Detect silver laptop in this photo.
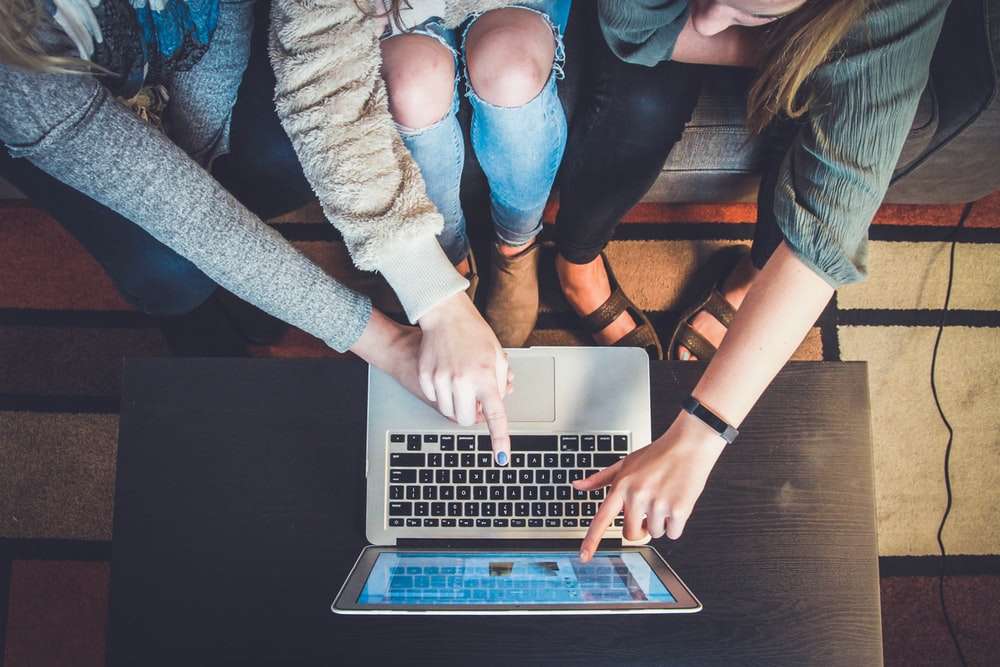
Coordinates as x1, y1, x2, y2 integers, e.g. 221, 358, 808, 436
333, 347, 701, 614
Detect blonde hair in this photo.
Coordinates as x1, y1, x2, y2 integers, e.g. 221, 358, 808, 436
748, 0, 869, 133
0, 0, 95, 73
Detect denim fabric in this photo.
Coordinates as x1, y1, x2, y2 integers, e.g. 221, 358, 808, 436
395, 0, 571, 263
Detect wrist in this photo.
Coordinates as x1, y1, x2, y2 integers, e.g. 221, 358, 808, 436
670, 410, 729, 456
350, 309, 407, 368
417, 291, 469, 331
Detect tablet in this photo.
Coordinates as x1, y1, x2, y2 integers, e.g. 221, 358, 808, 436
332, 546, 701, 614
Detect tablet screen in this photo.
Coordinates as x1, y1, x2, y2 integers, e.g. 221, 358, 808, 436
357, 551, 675, 606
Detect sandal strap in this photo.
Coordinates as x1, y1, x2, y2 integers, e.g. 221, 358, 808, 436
616, 323, 660, 352
581, 287, 631, 334
703, 289, 737, 328
676, 323, 717, 361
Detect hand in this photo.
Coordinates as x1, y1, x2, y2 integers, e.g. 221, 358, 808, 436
350, 309, 428, 402
574, 412, 727, 561
417, 292, 512, 464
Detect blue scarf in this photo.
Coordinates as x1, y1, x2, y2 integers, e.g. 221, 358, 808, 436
46, 0, 220, 97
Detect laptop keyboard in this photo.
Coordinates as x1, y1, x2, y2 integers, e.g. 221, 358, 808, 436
385, 433, 627, 530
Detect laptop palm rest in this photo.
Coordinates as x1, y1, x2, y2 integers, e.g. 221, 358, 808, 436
505, 355, 555, 423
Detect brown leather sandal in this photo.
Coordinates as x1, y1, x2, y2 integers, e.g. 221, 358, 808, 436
578, 252, 664, 361
668, 245, 749, 361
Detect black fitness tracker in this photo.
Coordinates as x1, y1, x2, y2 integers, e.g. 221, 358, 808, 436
681, 396, 739, 445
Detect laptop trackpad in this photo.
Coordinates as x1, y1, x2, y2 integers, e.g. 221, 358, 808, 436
504, 355, 555, 422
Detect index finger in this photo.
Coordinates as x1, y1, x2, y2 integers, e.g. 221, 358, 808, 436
579, 489, 624, 562
479, 388, 511, 465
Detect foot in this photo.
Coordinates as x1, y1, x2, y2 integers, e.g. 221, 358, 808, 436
482, 241, 541, 347
555, 253, 637, 345
677, 253, 759, 360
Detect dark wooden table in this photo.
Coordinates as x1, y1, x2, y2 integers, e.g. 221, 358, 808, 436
109, 359, 881, 666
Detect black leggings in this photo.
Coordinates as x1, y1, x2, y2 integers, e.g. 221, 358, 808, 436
555, 2, 791, 269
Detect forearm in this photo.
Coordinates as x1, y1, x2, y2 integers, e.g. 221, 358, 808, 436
689, 242, 834, 428
2, 74, 372, 352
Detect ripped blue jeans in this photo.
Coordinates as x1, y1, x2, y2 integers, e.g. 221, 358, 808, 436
392, 0, 571, 264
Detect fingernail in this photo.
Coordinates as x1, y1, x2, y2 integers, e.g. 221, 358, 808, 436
496, 450, 508, 466
679, 349, 690, 361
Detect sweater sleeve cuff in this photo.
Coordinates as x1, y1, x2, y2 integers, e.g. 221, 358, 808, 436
374, 233, 469, 323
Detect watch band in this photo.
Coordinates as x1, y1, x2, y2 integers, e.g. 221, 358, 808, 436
681, 396, 739, 444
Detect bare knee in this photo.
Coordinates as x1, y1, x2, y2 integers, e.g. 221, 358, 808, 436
381, 34, 456, 130
465, 8, 556, 108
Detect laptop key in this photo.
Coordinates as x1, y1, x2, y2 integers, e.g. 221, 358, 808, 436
493, 519, 509, 528
440, 435, 455, 451
482, 503, 496, 517
423, 518, 439, 527
432, 502, 446, 516
557, 487, 571, 500
565, 503, 579, 517
540, 487, 554, 500
598, 435, 613, 451
511, 453, 526, 467
444, 453, 459, 467
580, 518, 592, 527
594, 454, 623, 468
531, 502, 546, 516
389, 485, 404, 500
583, 502, 596, 516
440, 486, 455, 500
528, 519, 543, 527
390, 433, 405, 444
613, 518, 624, 527
477, 453, 492, 467
415, 502, 429, 517
581, 435, 596, 451
569, 470, 584, 482
560, 454, 575, 468
519, 470, 533, 484
524, 486, 539, 500
515, 502, 529, 516
510, 435, 558, 451
499, 502, 513, 517
544, 453, 559, 467
490, 486, 504, 500
424, 434, 439, 443
428, 453, 442, 467
578, 453, 592, 468
390, 453, 425, 467
511, 518, 526, 527
457, 436, 476, 451
614, 435, 628, 451
423, 486, 437, 500
503, 470, 517, 485
406, 486, 420, 500
552, 470, 568, 484
442, 519, 457, 527
590, 488, 605, 500
454, 470, 468, 484
389, 518, 404, 527
545, 519, 561, 528
390, 470, 416, 484
548, 502, 562, 516
506, 486, 521, 500
447, 502, 462, 516
459, 519, 474, 527
470, 470, 484, 484
406, 518, 421, 527
560, 436, 579, 451
460, 454, 475, 468
419, 470, 434, 484
464, 502, 479, 517
457, 486, 470, 500
562, 519, 578, 528
476, 519, 491, 528
536, 470, 550, 484
573, 488, 588, 500
473, 486, 487, 500
528, 454, 542, 467
407, 435, 422, 451
487, 470, 501, 484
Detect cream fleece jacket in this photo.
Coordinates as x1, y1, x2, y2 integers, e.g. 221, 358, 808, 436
269, 0, 513, 323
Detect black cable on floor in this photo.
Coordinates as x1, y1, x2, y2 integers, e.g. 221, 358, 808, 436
930, 202, 972, 667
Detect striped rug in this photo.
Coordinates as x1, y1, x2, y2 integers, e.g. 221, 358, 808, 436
1, 194, 999, 665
